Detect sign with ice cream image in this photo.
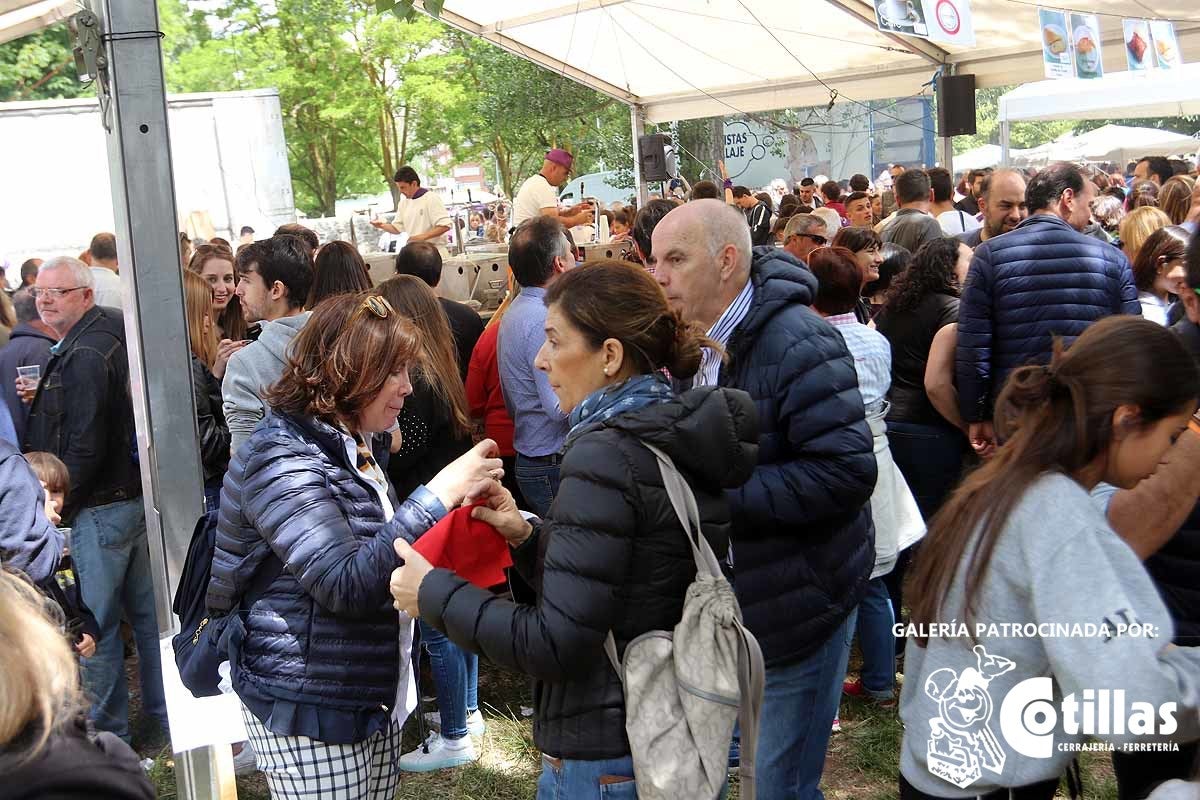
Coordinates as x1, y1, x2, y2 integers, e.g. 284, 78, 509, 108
1149, 20, 1181, 69
1039, 8, 1072, 79
1069, 12, 1103, 79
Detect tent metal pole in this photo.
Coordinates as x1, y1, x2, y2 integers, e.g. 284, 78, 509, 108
96, 0, 234, 797
935, 64, 954, 174
1000, 120, 1011, 166
631, 104, 649, 206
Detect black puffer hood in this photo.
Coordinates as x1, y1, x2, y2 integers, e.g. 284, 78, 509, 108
595, 385, 758, 491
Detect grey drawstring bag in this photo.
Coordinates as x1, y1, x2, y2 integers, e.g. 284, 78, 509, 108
604, 442, 765, 800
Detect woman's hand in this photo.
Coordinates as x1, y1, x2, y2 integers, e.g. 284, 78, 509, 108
425, 439, 503, 510
468, 479, 533, 547
390, 539, 433, 618
212, 338, 248, 381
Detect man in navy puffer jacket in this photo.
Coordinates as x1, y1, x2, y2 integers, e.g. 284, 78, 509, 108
956, 162, 1140, 451
653, 200, 877, 800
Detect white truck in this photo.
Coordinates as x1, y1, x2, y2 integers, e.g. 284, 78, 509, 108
1, 88, 295, 264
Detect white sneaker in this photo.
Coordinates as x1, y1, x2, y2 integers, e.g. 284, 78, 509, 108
423, 709, 485, 737
232, 741, 258, 775
398, 732, 478, 773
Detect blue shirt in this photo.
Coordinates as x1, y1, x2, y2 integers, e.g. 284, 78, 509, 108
695, 278, 755, 388
498, 287, 567, 457
825, 312, 892, 408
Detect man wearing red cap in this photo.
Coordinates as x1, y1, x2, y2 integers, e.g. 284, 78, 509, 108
512, 149, 594, 229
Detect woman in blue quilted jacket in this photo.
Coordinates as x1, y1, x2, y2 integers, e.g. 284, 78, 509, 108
206, 292, 501, 800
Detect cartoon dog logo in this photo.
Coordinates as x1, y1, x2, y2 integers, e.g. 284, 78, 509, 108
924, 645, 1015, 788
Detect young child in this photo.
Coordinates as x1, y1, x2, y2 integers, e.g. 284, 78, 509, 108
25, 451, 99, 659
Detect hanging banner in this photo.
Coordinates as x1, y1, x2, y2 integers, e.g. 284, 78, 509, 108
1039, 8, 1073, 79
1149, 20, 1182, 69
875, 0, 931, 37
874, 0, 975, 45
926, 0, 976, 46
1123, 19, 1153, 72
1069, 12, 1104, 79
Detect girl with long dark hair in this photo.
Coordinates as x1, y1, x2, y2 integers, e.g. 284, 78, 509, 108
899, 316, 1200, 799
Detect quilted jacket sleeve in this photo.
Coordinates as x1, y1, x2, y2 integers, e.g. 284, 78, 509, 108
238, 431, 444, 617
955, 246, 996, 423
417, 433, 636, 682
1112, 252, 1142, 316
729, 322, 876, 533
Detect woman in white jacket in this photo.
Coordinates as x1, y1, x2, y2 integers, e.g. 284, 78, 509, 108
901, 316, 1200, 799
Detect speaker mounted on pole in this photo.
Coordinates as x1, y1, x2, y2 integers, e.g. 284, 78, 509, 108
638, 133, 675, 182
936, 73, 977, 137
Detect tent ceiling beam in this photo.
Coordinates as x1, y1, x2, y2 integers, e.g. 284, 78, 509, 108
415, 1, 637, 104
822, 0, 948, 65
482, 0, 632, 34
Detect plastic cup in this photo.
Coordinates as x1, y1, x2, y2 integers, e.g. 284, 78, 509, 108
16, 364, 41, 392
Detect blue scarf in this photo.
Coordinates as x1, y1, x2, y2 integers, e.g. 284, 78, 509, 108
567, 373, 675, 444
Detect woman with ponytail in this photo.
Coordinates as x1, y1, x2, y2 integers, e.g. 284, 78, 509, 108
899, 316, 1200, 800
389, 260, 760, 798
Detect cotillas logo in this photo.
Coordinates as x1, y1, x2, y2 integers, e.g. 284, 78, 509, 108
926, 646, 1180, 788
924, 645, 1014, 788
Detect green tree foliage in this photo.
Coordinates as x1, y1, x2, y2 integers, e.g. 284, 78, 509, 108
0, 25, 90, 102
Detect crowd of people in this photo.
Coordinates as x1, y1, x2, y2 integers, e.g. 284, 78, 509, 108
2, 146, 1200, 800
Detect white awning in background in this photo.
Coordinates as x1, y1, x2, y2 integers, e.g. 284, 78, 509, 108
0, 0, 74, 45
421, 0, 1200, 123
1011, 124, 1198, 166
998, 62, 1200, 123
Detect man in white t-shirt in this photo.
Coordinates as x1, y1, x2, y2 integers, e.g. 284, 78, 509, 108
511, 149, 594, 229
87, 232, 122, 309
370, 166, 451, 243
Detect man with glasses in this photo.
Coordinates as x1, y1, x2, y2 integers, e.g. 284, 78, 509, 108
781, 214, 829, 265
23, 256, 168, 745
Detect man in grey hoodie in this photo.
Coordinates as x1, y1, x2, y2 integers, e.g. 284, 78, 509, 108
222, 235, 314, 455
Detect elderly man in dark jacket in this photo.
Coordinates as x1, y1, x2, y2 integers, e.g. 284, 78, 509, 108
22, 256, 165, 745
956, 162, 1140, 454
652, 199, 877, 800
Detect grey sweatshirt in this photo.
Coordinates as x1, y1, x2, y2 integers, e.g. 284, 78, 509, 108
222, 311, 311, 456
900, 473, 1200, 797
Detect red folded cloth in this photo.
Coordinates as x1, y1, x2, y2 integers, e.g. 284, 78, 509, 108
412, 502, 513, 589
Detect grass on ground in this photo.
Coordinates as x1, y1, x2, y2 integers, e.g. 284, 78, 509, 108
145, 657, 1120, 799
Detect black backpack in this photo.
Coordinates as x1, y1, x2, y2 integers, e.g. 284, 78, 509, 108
171, 510, 226, 697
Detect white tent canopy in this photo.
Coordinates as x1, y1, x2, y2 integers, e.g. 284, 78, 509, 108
1011, 124, 1198, 167
423, 0, 1200, 124
998, 62, 1200, 123
0, 0, 73, 45
952, 143, 1005, 170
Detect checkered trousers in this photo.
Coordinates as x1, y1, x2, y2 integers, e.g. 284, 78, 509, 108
242, 708, 402, 800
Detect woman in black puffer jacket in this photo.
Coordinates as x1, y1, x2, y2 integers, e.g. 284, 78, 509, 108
206, 293, 501, 800
390, 261, 759, 798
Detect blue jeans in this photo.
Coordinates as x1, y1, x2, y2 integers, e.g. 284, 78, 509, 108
537, 754, 637, 800
755, 609, 857, 800
419, 620, 478, 740
886, 420, 966, 520
851, 577, 895, 698
70, 498, 167, 742
515, 454, 561, 517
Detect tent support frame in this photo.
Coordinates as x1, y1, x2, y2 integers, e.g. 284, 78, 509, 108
95, 0, 233, 797
630, 103, 648, 206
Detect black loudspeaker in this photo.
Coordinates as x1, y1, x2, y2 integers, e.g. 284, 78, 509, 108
936, 74, 976, 137
638, 133, 675, 181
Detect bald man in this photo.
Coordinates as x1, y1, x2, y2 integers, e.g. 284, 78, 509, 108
652, 199, 876, 800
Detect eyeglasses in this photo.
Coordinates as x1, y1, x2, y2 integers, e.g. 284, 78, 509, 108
31, 287, 87, 300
